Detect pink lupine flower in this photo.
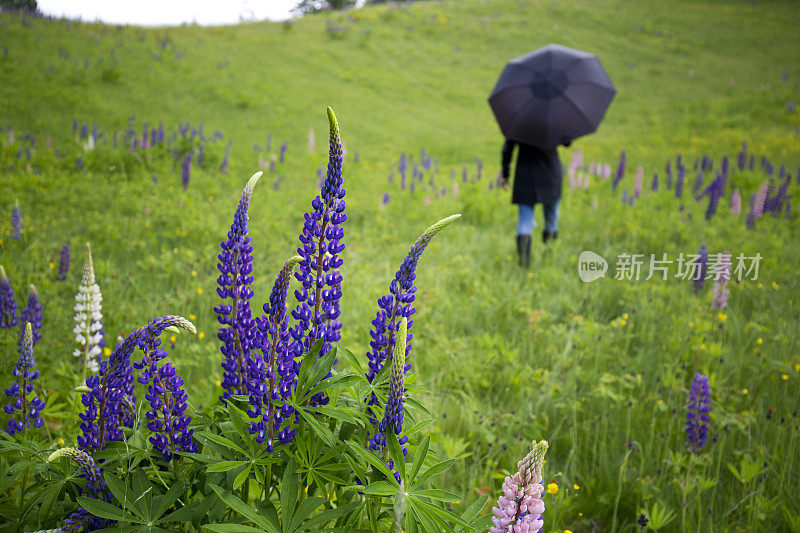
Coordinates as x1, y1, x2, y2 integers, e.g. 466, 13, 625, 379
730, 189, 741, 215
712, 252, 731, 309
491, 440, 548, 533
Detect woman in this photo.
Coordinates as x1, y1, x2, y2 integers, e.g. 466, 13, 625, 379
500, 138, 567, 268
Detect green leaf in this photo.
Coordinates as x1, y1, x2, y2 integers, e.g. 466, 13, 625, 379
409, 502, 440, 533
207, 484, 278, 533
160, 497, 215, 525
460, 495, 489, 523
413, 498, 475, 530
77, 496, 132, 523
405, 419, 435, 437
361, 481, 398, 496
197, 431, 248, 456
154, 481, 187, 521
280, 459, 300, 532
410, 459, 454, 489
336, 345, 365, 374
296, 339, 324, 395
410, 435, 430, 482
203, 524, 266, 533
411, 488, 462, 503
345, 442, 400, 487
233, 464, 252, 491
301, 501, 362, 531
227, 404, 255, 452
310, 405, 366, 427
296, 407, 337, 448
207, 460, 248, 473
104, 472, 143, 517
286, 496, 325, 533
386, 433, 406, 481
38, 482, 62, 524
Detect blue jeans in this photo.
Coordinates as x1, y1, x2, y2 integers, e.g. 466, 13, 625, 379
517, 201, 559, 235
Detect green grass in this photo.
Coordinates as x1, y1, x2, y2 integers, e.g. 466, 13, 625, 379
1, 0, 800, 530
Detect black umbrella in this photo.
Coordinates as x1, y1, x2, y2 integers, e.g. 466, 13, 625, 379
488, 44, 616, 149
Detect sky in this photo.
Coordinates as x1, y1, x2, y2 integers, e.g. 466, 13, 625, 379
36, 0, 299, 26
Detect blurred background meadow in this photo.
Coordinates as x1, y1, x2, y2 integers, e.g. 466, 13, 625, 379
1, 0, 799, 530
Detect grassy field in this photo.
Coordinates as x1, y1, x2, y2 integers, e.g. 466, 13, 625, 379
1, 0, 800, 530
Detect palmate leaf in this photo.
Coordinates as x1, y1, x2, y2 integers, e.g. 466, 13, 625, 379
409, 459, 455, 489
208, 483, 279, 533
386, 431, 406, 480
76, 496, 132, 523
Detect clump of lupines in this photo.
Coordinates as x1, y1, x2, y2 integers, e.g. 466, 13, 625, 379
10, 203, 21, 239
249, 255, 302, 450
289, 107, 346, 387
4, 323, 46, 435
78, 315, 195, 454
490, 439, 549, 533
215, 172, 261, 401
711, 252, 731, 309
18, 284, 42, 347
73, 244, 104, 376
693, 243, 708, 293
181, 152, 192, 190
364, 214, 460, 426
686, 373, 710, 453
57, 243, 70, 281
0, 265, 17, 328
44, 447, 112, 532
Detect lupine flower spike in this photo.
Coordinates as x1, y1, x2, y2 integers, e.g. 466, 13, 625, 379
490, 439, 549, 533
693, 243, 708, 294
45, 447, 113, 532
57, 243, 71, 281
711, 252, 731, 309
4, 322, 46, 435
216, 172, 261, 402
289, 107, 345, 407
250, 255, 302, 450
0, 265, 17, 328
19, 284, 42, 347
365, 214, 460, 427
10, 203, 21, 240
686, 373, 710, 453
73, 243, 104, 378
370, 317, 409, 463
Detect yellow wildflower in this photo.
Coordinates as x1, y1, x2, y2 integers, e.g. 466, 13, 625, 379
189, 313, 197, 320
718, 313, 727, 322
573, 484, 580, 490
757, 338, 763, 346
57, 438, 65, 446
782, 374, 788, 381
547, 482, 559, 495
199, 332, 206, 340
197, 287, 203, 295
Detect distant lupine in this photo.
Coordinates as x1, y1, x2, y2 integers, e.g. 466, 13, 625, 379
686, 373, 710, 453
745, 182, 769, 230
701, 155, 713, 172
490, 439, 549, 533
737, 142, 747, 171
651, 172, 659, 191
452, 181, 459, 197
219, 140, 232, 173
76, 156, 83, 171
0, 266, 17, 328
694, 243, 708, 293
197, 144, 204, 167
73, 244, 104, 377
18, 285, 42, 347
634, 165, 643, 198
476, 157, 483, 180
10, 203, 21, 240
675, 161, 686, 199
270, 154, 276, 173
765, 179, 789, 217
666, 160, 672, 189
693, 171, 704, 194
730, 189, 742, 215
382, 192, 390, 205
279, 141, 288, 163
181, 152, 192, 190
215, 172, 261, 401
748, 154, 755, 170
4, 322, 46, 435
308, 127, 314, 153
622, 190, 629, 204
398, 153, 407, 180
613, 150, 626, 190
711, 252, 731, 309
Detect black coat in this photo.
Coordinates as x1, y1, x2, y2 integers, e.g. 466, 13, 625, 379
501, 139, 563, 205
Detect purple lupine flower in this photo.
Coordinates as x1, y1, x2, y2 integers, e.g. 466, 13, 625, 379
476, 156, 483, 180
279, 141, 288, 163
215, 172, 261, 402
76, 156, 84, 171
730, 189, 742, 215
0, 266, 17, 328
694, 243, 708, 293
219, 139, 232, 173
612, 150, 625, 190
364, 215, 460, 429
748, 154, 755, 171
142, 361, 196, 462
398, 153, 407, 180
693, 171, 704, 194
4, 323, 46, 435
651, 172, 659, 191
80, 124, 88, 139
746, 182, 769, 230
181, 152, 192, 190
621, 190, 629, 204
47, 447, 112, 532
490, 440, 549, 533
686, 373, 710, 453
382, 192, 390, 205
78, 315, 195, 453
197, 144, 204, 167
10, 204, 21, 240
289, 108, 346, 367
701, 155, 713, 172
737, 142, 746, 171
370, 317, 410, 456
711, 252, 731, 309
634, 165, 643, 198
250, 256, 302, 450
675, 158, 686, 199
269, 154, 276, 173
18, 285, 42, 347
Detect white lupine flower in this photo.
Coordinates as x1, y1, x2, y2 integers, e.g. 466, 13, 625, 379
73, 243, 104, 377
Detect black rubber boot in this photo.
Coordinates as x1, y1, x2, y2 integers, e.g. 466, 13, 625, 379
542, 231, 559, 244
516, 234, 531, 268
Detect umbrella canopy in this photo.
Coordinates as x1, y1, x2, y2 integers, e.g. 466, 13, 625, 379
489, 44, 616, 149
